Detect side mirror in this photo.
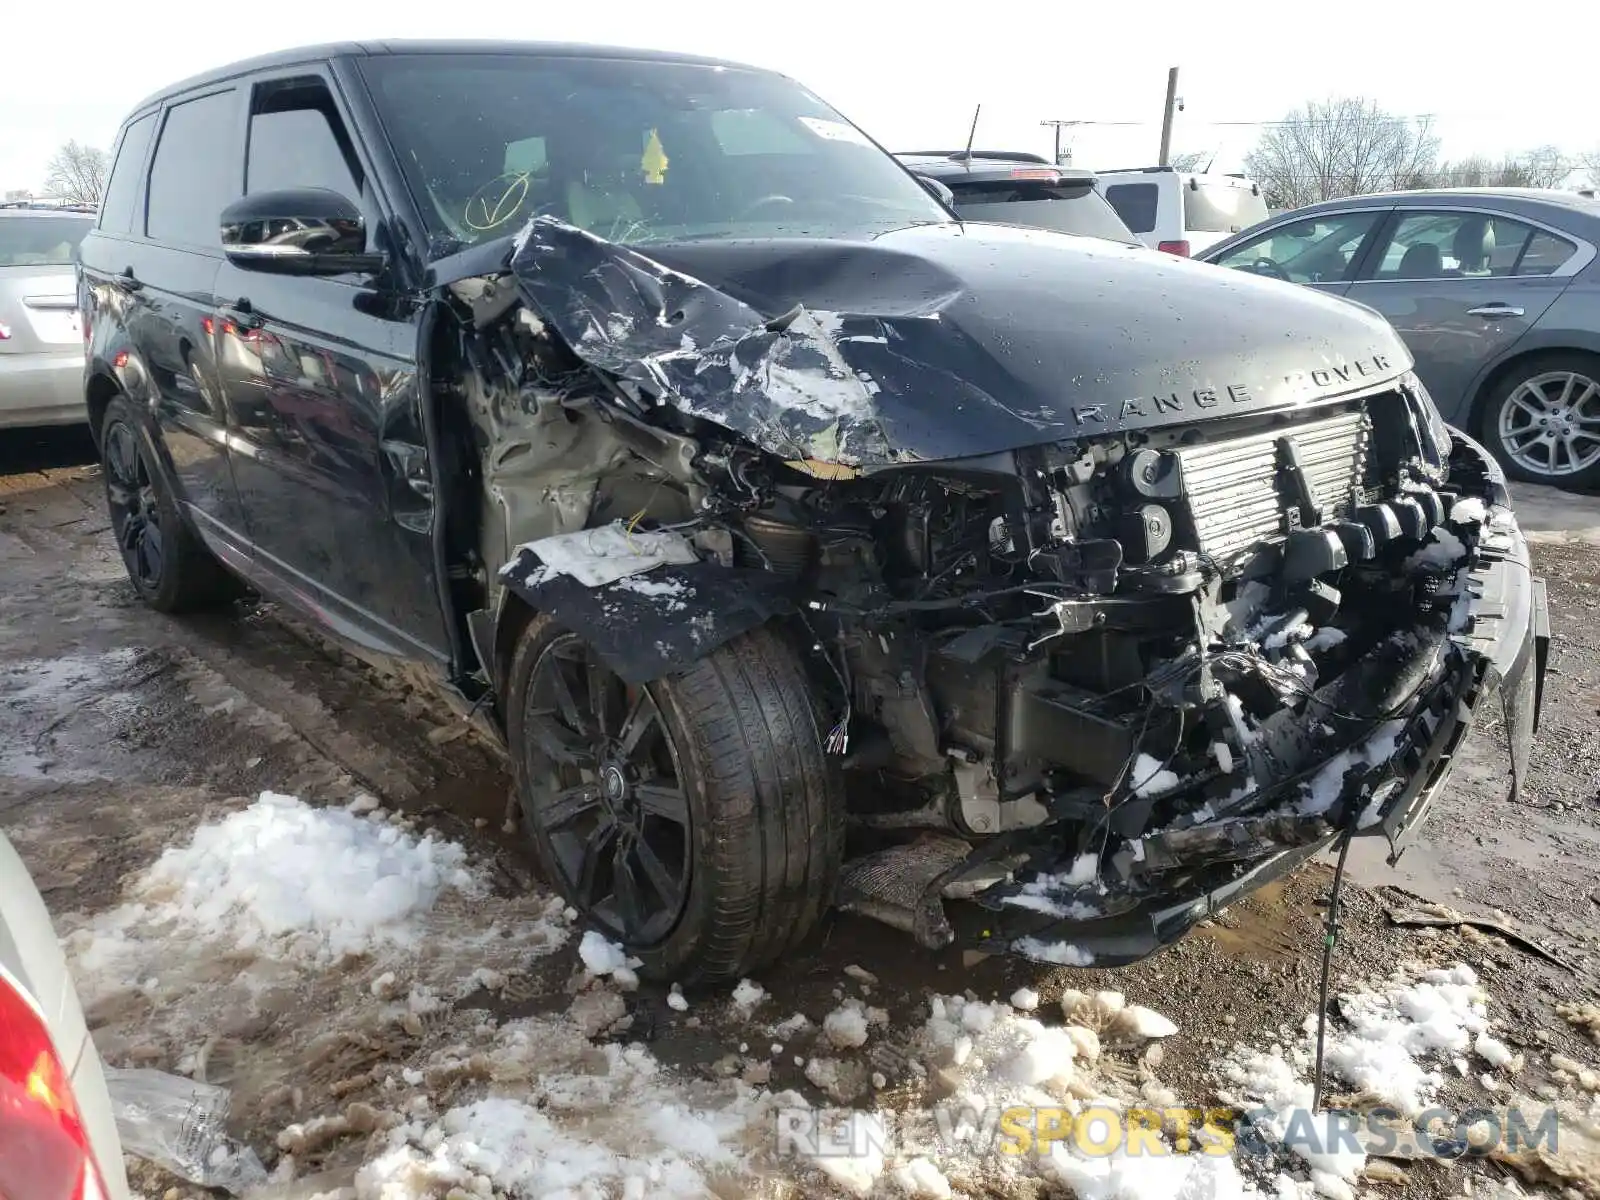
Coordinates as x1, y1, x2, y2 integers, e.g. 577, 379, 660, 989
916, 174, 957, 208
220, 188, 386, 276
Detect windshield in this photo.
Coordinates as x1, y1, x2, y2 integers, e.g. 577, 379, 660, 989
0, 215, 93, 266
358, 54, 950, 256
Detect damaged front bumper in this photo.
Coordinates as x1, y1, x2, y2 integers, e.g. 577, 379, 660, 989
967, 433, 1549, 968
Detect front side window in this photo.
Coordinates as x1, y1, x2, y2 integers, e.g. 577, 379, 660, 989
1211, 211, 1382, 284
247, 84, 362, 201
356, 54, 948, 255
145, 90, 240, 247
1103, 182, 1158, 234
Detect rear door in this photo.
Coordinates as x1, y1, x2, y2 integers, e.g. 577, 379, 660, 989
1180, 176, 1270, 255
125, 88, 251, 548
1344, 207, 1581, 422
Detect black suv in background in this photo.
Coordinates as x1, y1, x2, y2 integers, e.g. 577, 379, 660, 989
897, 150, 1139, 244
78, 41, 1544, 984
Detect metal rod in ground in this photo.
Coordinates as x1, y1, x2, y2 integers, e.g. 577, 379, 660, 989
1312, 828, 1355, 1112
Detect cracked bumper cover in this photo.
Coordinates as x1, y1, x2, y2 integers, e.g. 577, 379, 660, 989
981, 433, 1549, 968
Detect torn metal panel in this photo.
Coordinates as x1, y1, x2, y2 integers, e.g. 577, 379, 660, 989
500, 215, 1417, 466
499, 551, 795, 684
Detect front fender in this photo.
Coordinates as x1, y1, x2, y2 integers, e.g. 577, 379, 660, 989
497, 545, 795, 684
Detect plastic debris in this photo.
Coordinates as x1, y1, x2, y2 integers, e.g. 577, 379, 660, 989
106, 1067, 267, 1193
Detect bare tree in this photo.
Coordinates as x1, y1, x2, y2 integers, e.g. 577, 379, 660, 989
1430, 146, 1573, 190
1243, 98, 1440, 208
43, 141, 109, 208
1583, 149, 1600, 190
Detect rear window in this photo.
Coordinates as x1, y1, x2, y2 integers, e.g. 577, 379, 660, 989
0, 216, 94, 266
99, 112, 157, 236
1183, 180, 1268, 234
950, 182, 1136, 243
1103, 182, 1158, 233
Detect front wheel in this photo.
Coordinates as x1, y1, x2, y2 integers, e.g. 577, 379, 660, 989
507, 617, 844, 985
1480, 354, 1600, 489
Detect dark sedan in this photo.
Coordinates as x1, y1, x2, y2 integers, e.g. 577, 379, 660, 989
1199, 189, 1600, 488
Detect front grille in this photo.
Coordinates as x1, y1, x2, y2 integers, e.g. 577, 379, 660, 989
1174, 406, 1372, 561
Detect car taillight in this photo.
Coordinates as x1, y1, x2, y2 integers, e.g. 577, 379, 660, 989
0, 321, 10, 341
1157, 240, 1191, 257
0, 966, 103, 1200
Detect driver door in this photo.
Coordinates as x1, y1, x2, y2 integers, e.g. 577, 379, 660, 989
1204, 207, 1391, 298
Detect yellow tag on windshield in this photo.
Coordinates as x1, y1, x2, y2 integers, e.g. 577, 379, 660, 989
642, 129, 669, 185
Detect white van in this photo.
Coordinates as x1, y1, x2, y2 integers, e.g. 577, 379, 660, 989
1095, 167, 1269, 257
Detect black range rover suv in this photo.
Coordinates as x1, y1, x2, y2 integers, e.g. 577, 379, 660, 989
79, 41, 1547, 983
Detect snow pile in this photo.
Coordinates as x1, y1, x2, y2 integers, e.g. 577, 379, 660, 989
809, 990, 1264, 1199
357, 1014, 792, 1199
1131, 753, 1181, 798
578, 931, 640, 990
1294, 718, 1406, 819
1217, 962, 1492, 1196
70, 792, 479, 975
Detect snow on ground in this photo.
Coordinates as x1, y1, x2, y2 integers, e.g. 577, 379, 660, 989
1217, 962, 1499, 1197
72, 792, 479, 978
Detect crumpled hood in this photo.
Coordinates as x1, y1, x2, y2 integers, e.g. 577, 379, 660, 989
503, 217, 1412, 467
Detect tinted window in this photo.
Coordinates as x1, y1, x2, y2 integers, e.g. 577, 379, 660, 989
98, 113, 156, 235
1369, 212, 1554, 280
248, 106, 360, 199
358, 54, 947, 254
146, 90, 239, 247
1211, 211, 1381, 284
0, 216, 94, 266
1515, 229, 1579, 276
1104, 182, 1158, 233
950, 182, 1136, 243
1183, 180, 1269, 234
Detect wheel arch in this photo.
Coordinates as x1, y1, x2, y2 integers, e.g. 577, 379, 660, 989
1466, 335, 1600, 431
84, 370, 122, 450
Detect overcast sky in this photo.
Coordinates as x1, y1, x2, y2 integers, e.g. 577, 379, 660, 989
7, 0, 1593, 192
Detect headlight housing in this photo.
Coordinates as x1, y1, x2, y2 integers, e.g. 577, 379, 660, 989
1401, 370, 1452, 481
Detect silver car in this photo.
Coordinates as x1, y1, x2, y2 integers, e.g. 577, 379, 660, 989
0, 828, 129, 1198
0, 205, 96, 430
1199, 189, 1600, 489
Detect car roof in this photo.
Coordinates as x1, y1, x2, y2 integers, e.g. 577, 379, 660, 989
897, 153, 1098, 188
1272, 187, 1600, 228
130, 39, 766, 116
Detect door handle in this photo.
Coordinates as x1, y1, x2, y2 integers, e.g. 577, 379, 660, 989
1467, 303, 1524, 319
112, 267, 142, 293
220, 298, 263, 331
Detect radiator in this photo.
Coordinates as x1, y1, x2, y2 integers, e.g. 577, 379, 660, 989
1174, 407, 1373, 562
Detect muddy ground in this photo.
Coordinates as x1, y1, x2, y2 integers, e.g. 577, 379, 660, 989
2, 426, 1598, 1199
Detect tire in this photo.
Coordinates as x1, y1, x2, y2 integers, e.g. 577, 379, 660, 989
1478, 352, 1600, 489
507, 615, 844, 985
100, 396, 238, 612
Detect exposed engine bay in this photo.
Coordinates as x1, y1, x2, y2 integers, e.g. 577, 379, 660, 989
430, 217, 1548, 967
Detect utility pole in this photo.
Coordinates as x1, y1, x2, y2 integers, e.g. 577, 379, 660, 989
1040, 119, 1087, 167
1157, 67, 1180, 166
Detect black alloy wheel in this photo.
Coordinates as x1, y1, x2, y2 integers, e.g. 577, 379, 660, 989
520, 633, 692, 946
104, 419, 165, 592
